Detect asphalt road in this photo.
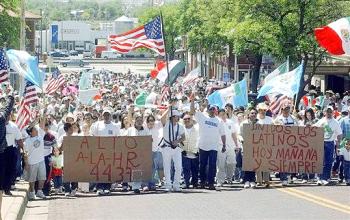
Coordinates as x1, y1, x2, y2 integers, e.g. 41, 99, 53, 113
23, 182, 350, 220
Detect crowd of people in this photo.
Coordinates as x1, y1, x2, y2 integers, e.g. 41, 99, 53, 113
0, 68, 349, 202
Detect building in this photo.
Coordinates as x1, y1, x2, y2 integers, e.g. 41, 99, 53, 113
113, 16, 135, 35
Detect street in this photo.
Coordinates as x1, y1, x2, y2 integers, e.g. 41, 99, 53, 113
23, 182, 350, 220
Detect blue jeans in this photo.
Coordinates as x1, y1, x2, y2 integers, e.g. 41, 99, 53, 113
199, 149, 217, 185
243, 171, 256, 182
182, 155, 199, 187
320, 141, 335, 181
96, 183, 111, 191
151, 151, 163, 184
343, 159, 350, 183
53, 176, 63, 188
234, 149, 243, 181
332, 154, 344, 180
43, 155, 52, 196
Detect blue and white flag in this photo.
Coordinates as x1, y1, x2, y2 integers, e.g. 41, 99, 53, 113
207, 79, 248, 109
6, 49, 43, 88
258, 62, 304, 98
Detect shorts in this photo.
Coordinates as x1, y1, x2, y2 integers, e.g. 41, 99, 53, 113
25, 161, 46, 182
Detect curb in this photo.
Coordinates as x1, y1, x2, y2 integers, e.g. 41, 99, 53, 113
2, 181, 29, 220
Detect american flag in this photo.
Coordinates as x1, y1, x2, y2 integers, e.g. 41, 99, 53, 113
45, 68, 66, 95
268, 94, 289, 114
16, 80, 39, 130
0, 49, 9, 83
160, 85, 170, 103
108, 16, 165, 56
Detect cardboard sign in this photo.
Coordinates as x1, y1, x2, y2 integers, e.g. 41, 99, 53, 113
242, 124, 324, 173
63, 136, 152, 183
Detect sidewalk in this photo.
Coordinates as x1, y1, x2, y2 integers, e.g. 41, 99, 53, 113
1, 180, 29, 220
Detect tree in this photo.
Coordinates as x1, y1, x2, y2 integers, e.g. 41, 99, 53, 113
0, 0, 20, 48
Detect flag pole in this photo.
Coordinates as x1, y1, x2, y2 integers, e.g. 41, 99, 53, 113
160, 12, 175, 144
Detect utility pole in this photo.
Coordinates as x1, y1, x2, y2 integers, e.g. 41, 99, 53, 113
20, 0, 26, 50
40, 9, 43, 57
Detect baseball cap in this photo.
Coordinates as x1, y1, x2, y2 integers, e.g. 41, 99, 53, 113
325, 106, 334, 111
169, 110, 182, 117
102, 108, 112, 115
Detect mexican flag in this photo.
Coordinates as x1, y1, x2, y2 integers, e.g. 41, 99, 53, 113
134, 91, 158, 108
263, 61, 288, 84
315, 17, 350, 55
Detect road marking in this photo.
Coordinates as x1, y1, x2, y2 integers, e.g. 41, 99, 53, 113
277, 187, 350, 215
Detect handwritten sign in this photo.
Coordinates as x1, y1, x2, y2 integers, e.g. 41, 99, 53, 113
63, 136, 152, 183
242, 124, 324, 173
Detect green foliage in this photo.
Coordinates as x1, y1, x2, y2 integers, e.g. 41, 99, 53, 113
0, 0, 20, 48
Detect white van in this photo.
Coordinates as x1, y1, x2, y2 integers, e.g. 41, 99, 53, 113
101, 51, 122, 59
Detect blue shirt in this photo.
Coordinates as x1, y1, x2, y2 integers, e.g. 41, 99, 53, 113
339, 117, 350, 139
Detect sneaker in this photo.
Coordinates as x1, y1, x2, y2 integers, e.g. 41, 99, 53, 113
301, 180, 308, 184
208, 185, 216, 190
142, 186, 149, 192
36, 190, 46, 199
173, 187, 182, 192
70, 189, 77, 197
321, 180, 329, 186
58, 187, 63, 193
216, 183, 222, 191
103, 190, 111, 195
281, 181, 288, 186
11, 185, 16, 190
338, 179, 344, 183
96, 189, 105, 196
244, 181, 250, 189
317, 180, 322, 186
164, 188, 171, 192
250, 182, 256, 188
4, 190, 13, 196
122, 185, 129, 192
28, 191, 36, 200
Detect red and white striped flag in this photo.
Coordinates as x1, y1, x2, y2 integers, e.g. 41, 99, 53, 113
160, 85, 170, 103
183, 67, 200, 87
269, 94, 289, 114
16, 80, 39, 130
108, 16, 165, 56
0, 49, 9, 83
45, 69, 66, 95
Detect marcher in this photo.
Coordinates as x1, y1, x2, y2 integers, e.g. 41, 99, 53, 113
315, 106, 342, 185
160, 106, 185, 192
0, 95, 14, 219
190, 96, 226, 190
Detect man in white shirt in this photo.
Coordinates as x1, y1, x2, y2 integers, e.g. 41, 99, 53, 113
160, 107, 185, 192
315, 106, 343, 185
216, 109, 239, 189
274, 104, 298, 186
4, 115, 23, 195
90, 108, 120, 195
181, 114, 199, 189
190, 98, 226, 190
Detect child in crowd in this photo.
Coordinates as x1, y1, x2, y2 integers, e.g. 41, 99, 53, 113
24, 126, 46, 200
340, 138, 350, 186
52, 147, 64, 193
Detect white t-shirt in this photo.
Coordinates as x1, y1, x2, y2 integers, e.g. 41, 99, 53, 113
6, 121, 22, 147
194, 112, 225, 151
315, 117, 342, 141
127, 127, 151, 136
340, 148, 350, 161
258, 115, 273, 125
90, 121, 120, 136
219, 118, 237, 149
275, 115, 298, 126
162, 121, 185, 146
24, 128, 45, 165
146, 121, 163, 152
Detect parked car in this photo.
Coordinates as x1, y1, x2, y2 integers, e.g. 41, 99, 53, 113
49, 51, 69, 58
60, 59, 86, 67
69, 50, 79, 56
101, 51, 122, 59
83, 50, 92, 58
